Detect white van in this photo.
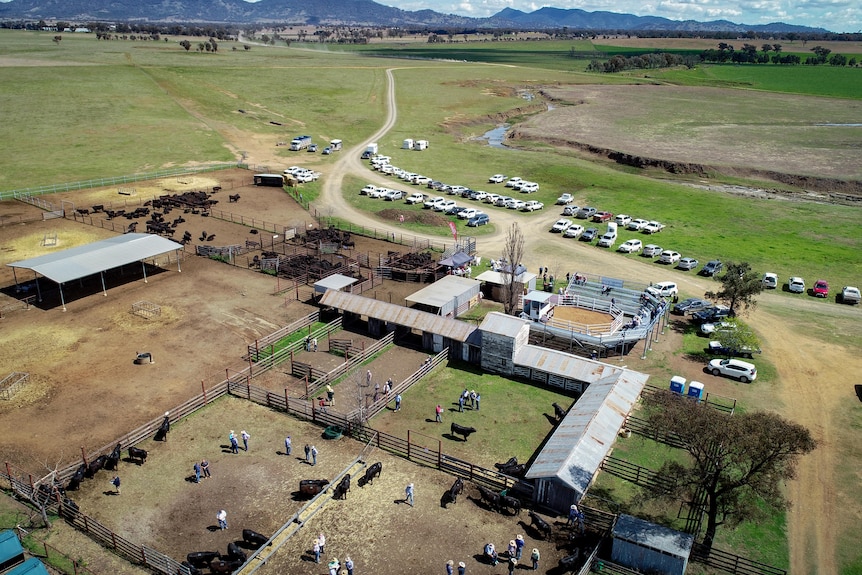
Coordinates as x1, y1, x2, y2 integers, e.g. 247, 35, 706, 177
762, 273, 778, 289
646, 281, 679, 298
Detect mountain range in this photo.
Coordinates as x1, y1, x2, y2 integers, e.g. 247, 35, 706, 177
0, 0, 829, 34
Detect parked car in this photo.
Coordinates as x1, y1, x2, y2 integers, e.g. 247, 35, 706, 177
424, 196, 444, 209
627, 218, 649, 231
618, 239, 643, 253
659, 250, 681, 265
458, 207, 479, 220
308, 144, 318, 152
699, 321, 733, 336
677, 257, 699, 271
700, 260, 724, 277
449, 185, 468, 195
645, 281, 678, 298
466, 213, 490, 227
556, 193, 574, 205
642, 244, 663, 257
840, 286, 861, 304
615, 214, 632, 227
673, 298, 712, 315
707, 340, 761, 359
495, 196, 513, 207
812, 279, 829, 298
788, 276, 805, 293
692, 306, 732, 324
563, 224, 585, 239
551, 219, 572, 233
580, 228, 599, 242
414, 176, 432, 186
322, 147, 332, 155
368, 187, 388, 199
592, 211, 614, 223
384, 189, 404, 201
405, 193, 425, 204
506, 199, 526, 210
576, 207, 597, 220
642, 221, 665, 234
489, 174, 507, 183
434, 199, 456, 212
522, 200, 544, 212
447, 205, 467, 216
762, 272, 778, 289
562, 205, 580, 216
360, 184, 378, 195
597, 232, 617, 248
504, 177, 523, 188
484, 193, 501, 205
471, 191, 488, 201
707, 358, 757, 383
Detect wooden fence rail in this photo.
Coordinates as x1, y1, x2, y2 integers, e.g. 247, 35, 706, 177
690, 542, 787, 575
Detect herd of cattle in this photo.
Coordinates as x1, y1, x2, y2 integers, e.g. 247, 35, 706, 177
184, 529, 268, 575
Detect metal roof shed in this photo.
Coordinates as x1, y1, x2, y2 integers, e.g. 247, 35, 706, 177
6, 233, 183, 311
611, 514, 694, 575
6, 558, 51, 575
313, 274, 358, 294
405, 275, 480, 317
0, 530, 25, 571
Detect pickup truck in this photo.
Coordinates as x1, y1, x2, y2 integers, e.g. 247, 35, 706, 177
405, 193, 425, 204
592, 211, 614, 223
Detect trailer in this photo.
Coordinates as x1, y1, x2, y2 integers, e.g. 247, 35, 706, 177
402, 138, 414, 150
361, 142, 379, 159
329, 139, 343, 151
415, 139, 428, 151
289, 135, 312, 151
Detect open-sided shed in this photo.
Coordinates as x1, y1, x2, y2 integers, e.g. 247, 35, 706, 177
405, 275, 480, 317
474, 269, 537, 302
313, 273, 358, 295
6, 233, 183, 310
611, 514, 694, 575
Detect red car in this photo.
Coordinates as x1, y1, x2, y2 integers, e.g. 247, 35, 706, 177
813, 279, 829, 298
592, 211, 614, 223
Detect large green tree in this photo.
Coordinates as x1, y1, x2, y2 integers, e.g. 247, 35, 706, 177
642, 391, 816, 548
704, 261, 762, 316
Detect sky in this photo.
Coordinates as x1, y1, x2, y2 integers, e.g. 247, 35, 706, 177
387, 0, 861, 33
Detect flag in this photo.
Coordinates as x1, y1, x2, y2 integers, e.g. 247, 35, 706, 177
448, 221, 457, 241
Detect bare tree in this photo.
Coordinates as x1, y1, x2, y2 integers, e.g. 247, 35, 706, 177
500, 222, 525, 315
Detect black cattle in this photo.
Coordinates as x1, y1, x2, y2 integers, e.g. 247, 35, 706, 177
180, 562, 202, 575
449, 477, 464, 503
229, 194, 241, 203
559, 550, 581, 572
242, 529, 269, 548
85, 455, 108, 478
209, 559, 243, 574
553, 402, 567, 421
66, 465, 87, 491
362, 462, 382, 486
500, 495, 521, 515
477, 485, 501, 512
450, 422, 477, 442
498, 463, 526, 478
154, 414, 170, 441
528, 510, 552, 540
226, 542, 247, 562
186, 551, 220, 568
128, 446, 148, 465
299, 479, 329, 497
333, 474, 351, 500
494, 456, 518, 470
105, 443, 122, 471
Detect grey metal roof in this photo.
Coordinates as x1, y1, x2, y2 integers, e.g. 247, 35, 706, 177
319, 290, 478, 342
479, 312, 529, 338
405, 275, 480, 308
314, 274, 358, 293
525, 290, 554, 303
523, 350, 648, 497
6, 233, 183, 284
613, 514, 694, 557
513, 345, 621, 384
474, 270, 537, 286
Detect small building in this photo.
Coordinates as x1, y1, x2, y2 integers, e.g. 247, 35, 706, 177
523, 290, 554, 321
0, 530, 25, 571
313, 274, 358, 295
474, 269, 537, 303
253, 174, 285, 187
611, 514, 694, 575
405, 275, 480, 318
479, 312, 530, 375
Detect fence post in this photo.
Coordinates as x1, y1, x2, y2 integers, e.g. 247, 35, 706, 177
407, 430, 411, 460
285, 389, 289, 412
438, 440, 442, 469
202, 381, 207, 404
80, 446, 89, 467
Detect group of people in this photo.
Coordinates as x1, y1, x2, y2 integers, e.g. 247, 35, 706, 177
305, 336, 319, 352
568, 504, 586, 535
228, 430, 251, 454
457, 388, 480, 412
192, 459, 211, 483
311, 533, 356, 575
483, 535, 540, 572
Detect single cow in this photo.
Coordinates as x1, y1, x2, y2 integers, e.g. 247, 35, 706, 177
559, 550, 581, 572
155, 414, 170, 441
362, 462, 382, 486
528, 510, 552, 540
209, 559, 243, 574
552, 402, 568, 421
450, 422, 477, 442
128, 446, 148, 465
105, 443, 122, 471
85, 455, 107, 479
494, 456, 518, 470
333, 474, 351, 500
449, 477, 464, 503
242, 529, 269, 548
498, 463, 526, 478
476, 485, 501, 512
226, 542, 247, 562
500, 495, 521, 515
66, 465, 86, 491
229, 194, 241, 203
299, 479, 330, 498
186, 551, 220, 568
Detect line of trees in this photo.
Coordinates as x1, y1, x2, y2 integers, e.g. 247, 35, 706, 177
586, 52, 696, 72
700, 42, 856, 66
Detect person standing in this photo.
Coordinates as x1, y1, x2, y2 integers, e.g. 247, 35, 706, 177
201, 459, 211, 478
317, 533, 326, 555
567, 504, 579, 526
312, 539, 321, 564
311, 445, 318, 466
193, 462, 201, 483
241, 430, 250, 451
394, 393, 402, 412
111, 475, 121, 494
327, 558, 340, 575
366, 370, 372, 386
405, 482, 414, 507
507, 540, 516, 559
373, 382, 380, 402
326, 385, 335, 406
229, 431, 239, 454
436, 404, 443, 423
285, 436, 292, 456
507, 555, 517, 575
458, 394, 465, 413
475, 393, 480, 411
457, 562, 466, 575
304, 444, 311, 463
530, 548, 540, 571
446, 560, 454, 575
344, 556, 354, 575
515, 535, 525, 559
470, 390, 477, 409
217, 509, 227, 530
312, 337, 318, 352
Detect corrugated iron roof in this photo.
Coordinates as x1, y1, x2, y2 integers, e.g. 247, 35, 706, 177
314, 273, 358, 293
6, 233, 183, 284
479, 312, 530, 338
474, 270, 537, 286
319, 290, 478, 342
405, 275, 480, 308
613, 514, 694, 556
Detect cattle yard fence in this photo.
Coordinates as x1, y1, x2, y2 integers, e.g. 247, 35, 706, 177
0, 372, 30, 401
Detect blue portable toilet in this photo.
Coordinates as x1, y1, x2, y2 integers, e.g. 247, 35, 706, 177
669, 376, 686, 395
687, 381, 704, 402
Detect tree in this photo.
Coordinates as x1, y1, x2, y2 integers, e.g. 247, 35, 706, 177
642, 391, 816, 548
499, 222, 525, 316
710, 317, 761, 356
179, 40, 191, 51
52, 35, 62, 44
704, 261, 762, 316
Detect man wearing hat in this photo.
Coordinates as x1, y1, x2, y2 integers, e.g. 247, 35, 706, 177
446, 559, 454, 575
530, 548, 540, 570
515, 534, 525, 559
327, 557, 340, 575
457, 561, 466, 575
567, 504, 579, 526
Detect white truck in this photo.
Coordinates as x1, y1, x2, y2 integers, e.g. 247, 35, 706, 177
289, 135, 312, 151
362, 143, 379, 159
